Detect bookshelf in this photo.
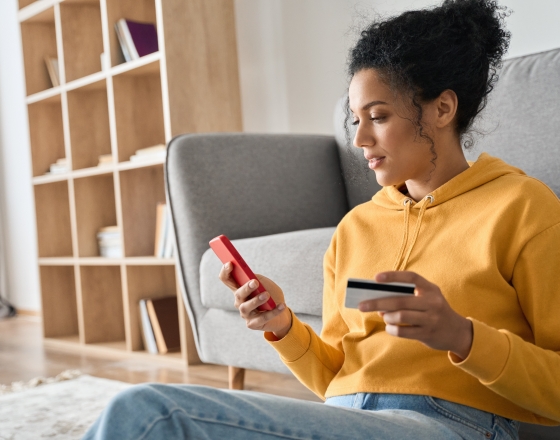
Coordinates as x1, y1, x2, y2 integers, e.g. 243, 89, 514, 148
19, 0, 242, 365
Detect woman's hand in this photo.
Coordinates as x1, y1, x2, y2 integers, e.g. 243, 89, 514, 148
358, 271, 473, 360
219, 262, 292, 339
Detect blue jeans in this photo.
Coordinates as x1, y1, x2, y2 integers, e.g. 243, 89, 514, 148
83, 384, 520, 439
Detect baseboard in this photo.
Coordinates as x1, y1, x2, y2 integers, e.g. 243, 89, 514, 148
16, 309, 41, 317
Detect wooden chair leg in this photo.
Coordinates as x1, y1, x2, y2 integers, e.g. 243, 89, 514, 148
228, 366, 245, 390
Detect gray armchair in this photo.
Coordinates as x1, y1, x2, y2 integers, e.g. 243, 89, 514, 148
165, 133, 374, 377
166, 48, 560, 439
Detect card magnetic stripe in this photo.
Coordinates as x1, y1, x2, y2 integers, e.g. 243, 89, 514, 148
346, 280, 415, 294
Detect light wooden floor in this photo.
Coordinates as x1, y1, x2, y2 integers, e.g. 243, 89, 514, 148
0, 316, 320, 402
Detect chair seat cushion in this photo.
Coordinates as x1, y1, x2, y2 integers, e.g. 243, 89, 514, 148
200, 227, 335, 316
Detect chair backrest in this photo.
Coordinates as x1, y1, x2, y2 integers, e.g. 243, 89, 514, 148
165, 133, 348, 354
468, 48, 560, 197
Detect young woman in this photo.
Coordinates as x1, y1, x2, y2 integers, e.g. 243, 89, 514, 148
84, 1, 560, 438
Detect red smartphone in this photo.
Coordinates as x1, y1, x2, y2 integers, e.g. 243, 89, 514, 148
209, 235, 277, 311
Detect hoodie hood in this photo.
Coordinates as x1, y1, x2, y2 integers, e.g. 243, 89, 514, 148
372, 153, 526, 210
370, 153, 526, 271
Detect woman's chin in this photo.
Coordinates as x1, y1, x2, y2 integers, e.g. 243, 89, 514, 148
373, 172, 398, 188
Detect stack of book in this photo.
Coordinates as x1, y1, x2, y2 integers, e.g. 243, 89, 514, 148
130, 144, 166, 162
115, 18, 158, 63
98, 154, 114, 167
47, 158, 68, 175
154, 203, 174, 258
97, 226, 122, 258
139, 296, 181, 354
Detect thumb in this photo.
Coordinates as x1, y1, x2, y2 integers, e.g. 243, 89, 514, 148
375, 271, 434, 296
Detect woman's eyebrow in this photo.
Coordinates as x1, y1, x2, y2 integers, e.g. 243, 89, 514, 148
362, 100, 388, 110
349, 100, 388, 114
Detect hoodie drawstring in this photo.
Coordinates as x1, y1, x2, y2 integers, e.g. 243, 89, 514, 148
392, 199, 412, 271
392, 195, 434, 271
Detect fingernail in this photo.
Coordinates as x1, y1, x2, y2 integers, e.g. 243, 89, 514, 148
258, 293, 267, 301
377, 273, 387, 281
249, 280, 258, 288
278, 303, 285, 311
224, 262, 230, 269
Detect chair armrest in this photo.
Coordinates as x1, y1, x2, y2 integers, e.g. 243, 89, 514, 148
165, 133, 348, 359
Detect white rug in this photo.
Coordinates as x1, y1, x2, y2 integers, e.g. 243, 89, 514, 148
0, 372, 131, 440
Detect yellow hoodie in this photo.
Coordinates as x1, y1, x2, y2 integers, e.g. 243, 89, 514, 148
265, 153, 560, 425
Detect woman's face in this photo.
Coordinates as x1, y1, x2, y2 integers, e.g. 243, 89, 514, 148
348, 68, 436, 188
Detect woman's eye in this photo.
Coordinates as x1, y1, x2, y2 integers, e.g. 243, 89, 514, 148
351, 116, 385, 126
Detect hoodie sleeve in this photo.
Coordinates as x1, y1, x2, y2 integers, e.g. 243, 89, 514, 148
264, 229, 346, 400
449, 221, 560, 423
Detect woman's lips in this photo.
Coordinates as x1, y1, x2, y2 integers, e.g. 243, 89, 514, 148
368, 157, 385, 170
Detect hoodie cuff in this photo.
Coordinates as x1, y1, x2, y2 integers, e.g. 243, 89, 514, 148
264, 310, 311, 362
448, 318, 511, 383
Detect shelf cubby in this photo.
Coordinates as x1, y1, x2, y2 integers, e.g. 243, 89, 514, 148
28, 95, 65, 177
73, 174, 118, 257
119, 164, 165, 257
106, 0, 158, 68
34, 181, 73, 257
40, 265, 79, 338
80, 265, 125, 344
59, 1, 104, 82
125, 265, 177, 351
113, 68, 165, 162
20, 6, 58, 96
20, 0, 241, 366
67, 80, 112, 170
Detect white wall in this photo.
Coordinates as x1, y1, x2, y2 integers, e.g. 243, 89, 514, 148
235, 0, 560, 135
1, 0, 560, 311
0, 1, 40, 311
363, 0, 560, 59
235, 0, 357, 135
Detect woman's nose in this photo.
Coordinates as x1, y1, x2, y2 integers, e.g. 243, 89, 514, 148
353, 122, 375, 149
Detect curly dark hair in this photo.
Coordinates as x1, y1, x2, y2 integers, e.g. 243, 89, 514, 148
346, 0, 511, 153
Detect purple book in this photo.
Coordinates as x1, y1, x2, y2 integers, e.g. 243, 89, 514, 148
121, 19, 158, 59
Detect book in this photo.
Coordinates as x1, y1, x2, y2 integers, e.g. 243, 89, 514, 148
163, 204, 174, 258
115, 21, 132, 62
115, 19, 158, 62
146, 296, 180, 354
98, 154, 113, 166
99, 246, 123, 258
97, 225, 119, 236
97, 226, 122, 258
154, 203, 174, 258
154, 203, 167, 257
44, 56, 59, 87
49, 164, 67, 174
139, 299, 158, 354
135, 144, 166, 155
129, 144, 166, 162
48, 158, 68, 174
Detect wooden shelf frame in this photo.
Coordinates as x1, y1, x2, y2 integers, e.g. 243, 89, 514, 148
26, 53, 161, 104
20, 0, 242, 367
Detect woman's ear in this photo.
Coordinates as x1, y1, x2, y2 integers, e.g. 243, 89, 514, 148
435, 89, 458, 129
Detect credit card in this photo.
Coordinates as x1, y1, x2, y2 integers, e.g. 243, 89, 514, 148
345, 278, 415, 309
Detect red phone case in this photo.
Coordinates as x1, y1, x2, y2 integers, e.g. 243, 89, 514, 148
209, 235, 276, 311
